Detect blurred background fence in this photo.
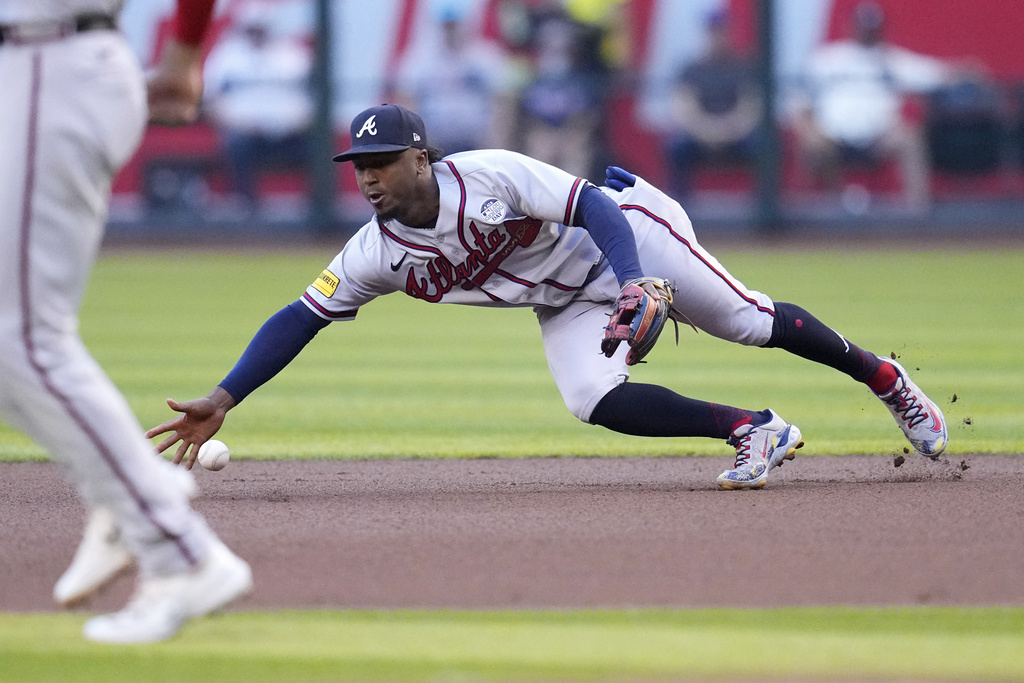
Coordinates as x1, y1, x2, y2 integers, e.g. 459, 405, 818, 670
109, 0, 1024, 241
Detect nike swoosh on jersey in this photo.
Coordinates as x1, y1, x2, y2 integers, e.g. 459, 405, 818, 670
390, 252, 408, 271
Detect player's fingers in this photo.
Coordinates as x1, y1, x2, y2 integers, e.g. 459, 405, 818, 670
185, 444, 200, 470
172, 441, 190, 466
147, 417, 185, 438
152, 433, 180, 454
145, 418, 179, 439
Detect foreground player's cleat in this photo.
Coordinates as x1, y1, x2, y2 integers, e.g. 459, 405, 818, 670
717, 410, 804, 490
55, 469, 198, 606
53, 507, 133, 606
874, 357, 948, 457
83, 540, 252, 644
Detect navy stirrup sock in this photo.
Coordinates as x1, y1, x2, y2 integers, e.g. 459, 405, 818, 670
589, 383, 768, 439
764, 302, 883, 384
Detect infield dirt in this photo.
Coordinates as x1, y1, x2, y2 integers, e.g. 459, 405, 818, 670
2, 454, 1022, 612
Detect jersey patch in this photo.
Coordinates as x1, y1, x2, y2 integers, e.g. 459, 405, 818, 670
312, 269, 340, 297
480, 198, 507, 223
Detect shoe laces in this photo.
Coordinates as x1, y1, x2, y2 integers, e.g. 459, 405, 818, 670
727, 429, 753, 468
884, 379, 931, 428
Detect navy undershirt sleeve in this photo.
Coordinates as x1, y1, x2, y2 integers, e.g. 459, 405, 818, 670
572, 183, 644, 285
219, 300, 332, 404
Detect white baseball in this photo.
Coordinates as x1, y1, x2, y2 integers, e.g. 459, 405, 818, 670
197, 439, 231, 471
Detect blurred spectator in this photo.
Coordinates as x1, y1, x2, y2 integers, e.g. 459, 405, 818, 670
792, 1, 952, 212
663, 8, 761, 200
203, 9, 314, 209
562, 0, 630, 180
519, 8, 606, 179
393, 2, 514, 155
563, 0, 630, 76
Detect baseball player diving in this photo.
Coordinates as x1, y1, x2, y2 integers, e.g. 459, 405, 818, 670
148, 103, 948, 489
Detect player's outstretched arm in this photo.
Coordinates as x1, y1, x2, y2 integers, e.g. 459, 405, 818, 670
145, 388, 236, 469
146, 301, 330, 468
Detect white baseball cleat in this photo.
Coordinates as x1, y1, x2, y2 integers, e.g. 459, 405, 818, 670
717, 410, 804, 490
53, 507, 133, 606
83, 539, 252, 644
873, 357, 948, 457
55, 469, 198, 606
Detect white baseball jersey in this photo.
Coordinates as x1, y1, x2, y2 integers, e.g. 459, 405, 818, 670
303, 150, 777, 423
303, 150, 604, 318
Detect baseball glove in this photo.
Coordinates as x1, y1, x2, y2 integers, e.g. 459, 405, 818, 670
601, 277, 675, 365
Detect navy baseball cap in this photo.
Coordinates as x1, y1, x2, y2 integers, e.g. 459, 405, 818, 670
332, 104, 428, 162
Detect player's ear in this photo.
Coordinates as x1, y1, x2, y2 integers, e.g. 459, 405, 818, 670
414, 149, 430, 174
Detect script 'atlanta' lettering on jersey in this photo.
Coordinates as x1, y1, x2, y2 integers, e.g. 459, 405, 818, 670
403, 218, 542, 303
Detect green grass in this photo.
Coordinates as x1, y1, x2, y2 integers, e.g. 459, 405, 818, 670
3, 246, 1023, 680
1, 246, 1021, 459
2, 607, 1023, 682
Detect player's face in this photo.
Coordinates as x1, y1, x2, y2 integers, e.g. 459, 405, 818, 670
352, 149, 432, 225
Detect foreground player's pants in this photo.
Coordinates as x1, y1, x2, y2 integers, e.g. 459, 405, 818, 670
538, 178, 777, 423
0, 31, 215, 575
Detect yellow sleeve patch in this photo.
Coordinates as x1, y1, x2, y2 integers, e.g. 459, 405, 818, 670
311, 269, 339, 297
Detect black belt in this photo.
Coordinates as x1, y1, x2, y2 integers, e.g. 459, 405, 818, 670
0, 13, 117, 46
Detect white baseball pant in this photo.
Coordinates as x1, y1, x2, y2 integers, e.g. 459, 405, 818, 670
0, 30, 215, 576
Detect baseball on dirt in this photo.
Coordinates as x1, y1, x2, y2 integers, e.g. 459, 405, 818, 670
197, 439, 231, 471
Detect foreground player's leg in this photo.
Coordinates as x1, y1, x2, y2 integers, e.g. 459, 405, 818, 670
589, 383, 803, 489
1, 31, 252, 643
763, 302, 947, 456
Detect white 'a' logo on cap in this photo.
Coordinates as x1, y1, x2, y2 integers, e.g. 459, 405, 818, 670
356, 115, 378, 138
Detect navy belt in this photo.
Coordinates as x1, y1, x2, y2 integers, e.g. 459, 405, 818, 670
0, 13, 117, 46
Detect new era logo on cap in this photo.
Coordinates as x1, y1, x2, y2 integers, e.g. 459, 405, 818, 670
333, 104, 428, 162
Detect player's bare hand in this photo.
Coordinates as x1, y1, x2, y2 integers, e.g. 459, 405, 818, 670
146, 39, 205, 127
146, 389, 235, 469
